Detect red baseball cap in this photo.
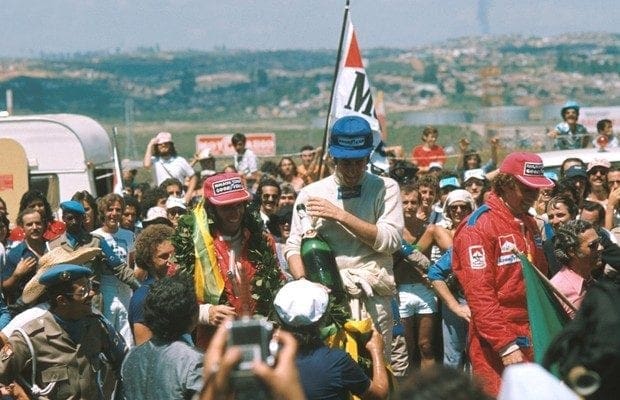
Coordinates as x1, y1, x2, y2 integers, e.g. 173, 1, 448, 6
203, 173, 252, 206
499, 152, 554, 189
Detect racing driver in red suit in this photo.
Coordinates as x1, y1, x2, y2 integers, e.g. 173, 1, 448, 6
452, 152, 554, 396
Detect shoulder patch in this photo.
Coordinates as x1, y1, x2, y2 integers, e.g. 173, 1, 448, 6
467, 204, 490, 226
468, 245, 486, 269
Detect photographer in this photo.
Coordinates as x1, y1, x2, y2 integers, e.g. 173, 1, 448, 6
199, 320, 306, 400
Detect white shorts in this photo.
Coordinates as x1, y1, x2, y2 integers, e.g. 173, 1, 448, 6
398, 283, 438, 317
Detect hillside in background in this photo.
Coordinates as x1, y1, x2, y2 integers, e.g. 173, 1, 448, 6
0, 32, 618, 161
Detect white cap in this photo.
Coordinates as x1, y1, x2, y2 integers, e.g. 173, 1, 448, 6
463, 168, 486, 182
144, 206, 168, 222
428, 161, 443, 170
274, 279, 329, 327
165, 196, 187, 210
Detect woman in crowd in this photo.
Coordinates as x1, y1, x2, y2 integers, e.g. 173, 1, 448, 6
277, 156, 305, 192
71, 190, 99, 232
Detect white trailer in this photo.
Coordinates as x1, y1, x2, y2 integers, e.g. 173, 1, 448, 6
0, 113, 114, 221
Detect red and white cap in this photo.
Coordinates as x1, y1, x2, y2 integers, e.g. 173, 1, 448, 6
499, 152, 554, 189
203, 173, 252, 206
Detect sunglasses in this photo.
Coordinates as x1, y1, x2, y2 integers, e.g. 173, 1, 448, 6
261, 194, 279, 200
64, 279, 96, 300
449, 204, 471, 212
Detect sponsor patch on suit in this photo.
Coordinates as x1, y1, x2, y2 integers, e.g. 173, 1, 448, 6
497, 234, 519, 266
468, 245, 486, 269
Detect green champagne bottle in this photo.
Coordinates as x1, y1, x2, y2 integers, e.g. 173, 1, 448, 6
297, 204, 346, 298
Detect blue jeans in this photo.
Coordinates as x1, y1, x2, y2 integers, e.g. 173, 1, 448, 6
441, 297, 469, 369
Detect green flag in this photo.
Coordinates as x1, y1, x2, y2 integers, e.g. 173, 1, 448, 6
517, 253, 570, 364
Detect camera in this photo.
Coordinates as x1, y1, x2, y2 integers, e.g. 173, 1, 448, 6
226, 317, 278, 398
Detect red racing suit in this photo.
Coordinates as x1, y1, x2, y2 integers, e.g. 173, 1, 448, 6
452, 192, 548, 396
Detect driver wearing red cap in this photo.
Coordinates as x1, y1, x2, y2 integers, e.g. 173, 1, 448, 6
452, 152, 554, 396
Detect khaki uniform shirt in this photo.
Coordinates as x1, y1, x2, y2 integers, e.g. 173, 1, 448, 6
0, 311, 109, 399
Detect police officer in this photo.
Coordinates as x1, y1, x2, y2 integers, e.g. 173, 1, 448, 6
0, 264, 126, 399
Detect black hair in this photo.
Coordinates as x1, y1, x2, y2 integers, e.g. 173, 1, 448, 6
259, 160, 279, 178
19, 190, 53, 223
256, 176, 281, 204
462, 149, 482, 169
581, 200, 605, 226
547, 194, 579, 219
153, 142, 178, 158
597, 119, 612, 133
71, 190, 99, 228
0, 213, 10, 245
144, 275, 198, 342
123, 195, 142, 219
141, 187, 168, 218
159, 178, 184, 193
231, 133, 246, 145
553, 219, 594, 265
266, 205, 293, 237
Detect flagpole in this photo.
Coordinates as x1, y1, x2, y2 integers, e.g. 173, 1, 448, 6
319, 0, 350, 178
111, 126, 124, 194
514, 250, 578, 313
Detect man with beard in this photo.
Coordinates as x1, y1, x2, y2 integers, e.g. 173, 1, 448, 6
452, 152, 554, 396
143, 131, 197, 205
285, 116, 404, 358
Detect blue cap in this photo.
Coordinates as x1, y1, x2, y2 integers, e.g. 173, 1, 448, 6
39, 264, 92, 286
565, 165, 587, 179
561, 100, 580, 115
329, 116, 374, 159
439, 176, 461, 189
60, 200, 85, 215
544, 171, 559, 182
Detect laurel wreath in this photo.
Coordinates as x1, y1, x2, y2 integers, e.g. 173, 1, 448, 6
172, 202, 284, 320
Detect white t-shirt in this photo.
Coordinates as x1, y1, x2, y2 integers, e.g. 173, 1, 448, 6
92, 227, 135, 264
151, 156, 195, 186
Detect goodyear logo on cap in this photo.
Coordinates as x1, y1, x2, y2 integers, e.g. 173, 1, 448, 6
213, 177, 243, 194
335, 136, 368, 148
523, 162, 544, 176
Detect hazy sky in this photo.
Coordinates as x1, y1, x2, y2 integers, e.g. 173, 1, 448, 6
2, 0, 618, 57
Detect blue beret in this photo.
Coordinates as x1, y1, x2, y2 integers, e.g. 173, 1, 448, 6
39, 264, 92, 287
60, 200, 86, 215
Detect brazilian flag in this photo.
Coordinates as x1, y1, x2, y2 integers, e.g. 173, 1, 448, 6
517, 253, 570, 364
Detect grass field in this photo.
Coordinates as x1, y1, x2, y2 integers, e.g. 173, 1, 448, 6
105, 115, 507, 181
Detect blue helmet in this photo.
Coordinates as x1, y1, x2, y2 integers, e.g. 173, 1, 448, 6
561, 100, 580, 117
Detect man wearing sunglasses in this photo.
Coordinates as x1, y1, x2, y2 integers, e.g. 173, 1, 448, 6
0, 264, 126, 399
